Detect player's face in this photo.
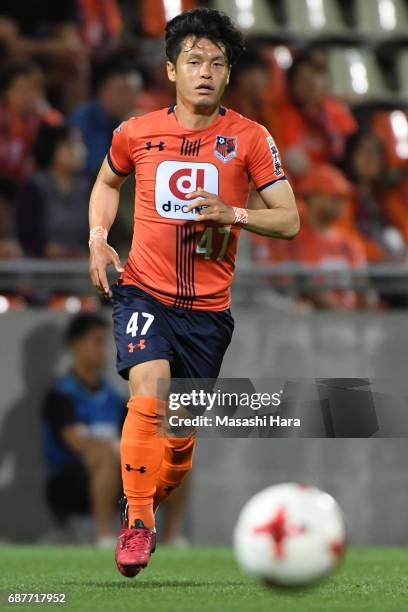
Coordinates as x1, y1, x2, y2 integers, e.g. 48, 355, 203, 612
167, 36, 230, 110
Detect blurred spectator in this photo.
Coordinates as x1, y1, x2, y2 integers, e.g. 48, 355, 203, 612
342, 131, 408, 263
0, 63, 62, 183
0, 1, 88, 110
0, 1, 80, 59
258, 44, 293, 132
274, 52, 357, 182
137, 60, 175, 113
0, 62, 63, 258
70, 60, 143, 177
43, 313, 125, 546
77, 0, 122, 53
16, 123, 90, 258
371, 110, 408, 173
224, 50, 270, 123
251, 165, 369, 310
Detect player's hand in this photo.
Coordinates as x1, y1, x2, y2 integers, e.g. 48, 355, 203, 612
89, 239, 124, 298
186, 188, 235, 224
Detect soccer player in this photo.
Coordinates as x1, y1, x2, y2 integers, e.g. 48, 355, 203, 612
88, 8, 299, 577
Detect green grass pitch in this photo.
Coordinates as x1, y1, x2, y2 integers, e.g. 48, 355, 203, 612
1, 546, 407, 612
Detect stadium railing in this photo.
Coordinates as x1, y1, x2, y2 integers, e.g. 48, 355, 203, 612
0, 259, 408, 296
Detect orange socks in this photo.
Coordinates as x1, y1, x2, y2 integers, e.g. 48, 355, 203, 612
120, 395, 196, 529
120, 395, 167, 530
153, 433, 196, 512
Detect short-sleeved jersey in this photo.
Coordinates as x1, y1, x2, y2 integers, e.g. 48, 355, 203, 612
108, 105, 287, 310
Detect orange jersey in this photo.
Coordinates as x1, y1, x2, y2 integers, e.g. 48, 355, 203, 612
108, 105, 286, 310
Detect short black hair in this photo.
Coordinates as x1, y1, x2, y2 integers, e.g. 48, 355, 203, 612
65, 313, 108, 345
33, 123, 74, 169
165, 8, 245, 67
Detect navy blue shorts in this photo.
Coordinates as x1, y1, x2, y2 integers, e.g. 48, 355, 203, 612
111, 284, 234, 381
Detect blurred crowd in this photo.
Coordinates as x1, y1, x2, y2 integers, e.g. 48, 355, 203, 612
0, 0, 407, 310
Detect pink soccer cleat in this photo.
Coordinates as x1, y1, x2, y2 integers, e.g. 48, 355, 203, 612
115, 496, 156, 578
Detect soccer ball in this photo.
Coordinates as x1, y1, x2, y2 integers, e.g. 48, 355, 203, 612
233, 483, 346, 588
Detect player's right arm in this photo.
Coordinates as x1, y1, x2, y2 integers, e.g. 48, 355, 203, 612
88, 158, 127, 297
89, 120, 135, 297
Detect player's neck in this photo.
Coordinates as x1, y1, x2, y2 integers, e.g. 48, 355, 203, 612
173, 99, 221, 130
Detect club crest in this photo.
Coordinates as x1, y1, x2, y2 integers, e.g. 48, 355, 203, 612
214, 135, 238, 163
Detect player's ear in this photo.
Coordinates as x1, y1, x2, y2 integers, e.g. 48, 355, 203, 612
226, 68, 231, 86
166, 60, 176, 83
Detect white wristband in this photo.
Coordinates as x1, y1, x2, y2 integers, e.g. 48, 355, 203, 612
232, 207, 249, 225
89, 226, 108, 247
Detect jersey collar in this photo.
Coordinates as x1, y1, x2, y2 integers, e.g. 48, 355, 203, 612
168, 104, 226, 115
167, 104, 227, 133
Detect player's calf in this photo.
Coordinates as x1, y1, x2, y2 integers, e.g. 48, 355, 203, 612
153, 433, 196, 512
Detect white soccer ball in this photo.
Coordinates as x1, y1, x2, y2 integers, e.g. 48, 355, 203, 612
233, 483, 346, 587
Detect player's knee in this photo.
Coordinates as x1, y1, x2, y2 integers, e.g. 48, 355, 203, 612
128, 361, 170, 400
126, 395, 167, 426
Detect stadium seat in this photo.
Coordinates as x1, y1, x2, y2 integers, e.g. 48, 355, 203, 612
285, 0, 350, 39
354, 0, 408, 41
325, 47, 393, 103
212, 0, 280, 36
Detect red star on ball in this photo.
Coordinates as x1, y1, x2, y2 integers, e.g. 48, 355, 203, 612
253, 506, 306, 558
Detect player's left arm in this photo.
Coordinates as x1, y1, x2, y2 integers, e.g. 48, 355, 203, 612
241, 179, 299, 238
186, 123, 299, 239
186, 181, 299, 239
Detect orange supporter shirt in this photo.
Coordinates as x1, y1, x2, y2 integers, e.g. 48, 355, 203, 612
274, 97, 357, 167
383, 179, 408, 245
252, 221, 366, 268
251, 219, 366, 309
290, 223, 367, 309
108, 105, 287, 311
336, 183, 408, 262
287, 223, 366, 268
